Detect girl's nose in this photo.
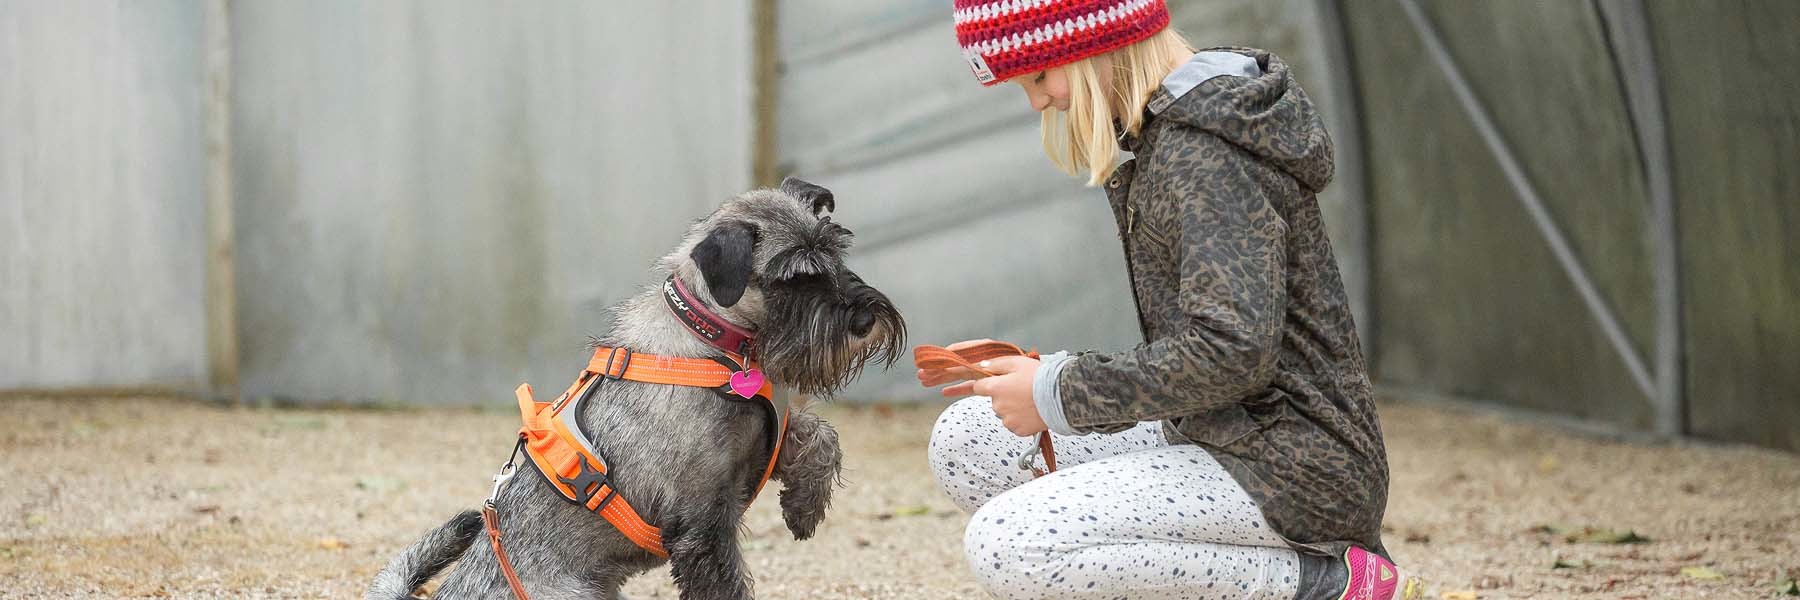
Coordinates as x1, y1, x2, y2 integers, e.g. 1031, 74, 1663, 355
1024, 88, 1050, 113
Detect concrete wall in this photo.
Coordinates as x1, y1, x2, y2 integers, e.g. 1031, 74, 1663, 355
778, 0, 1369, 399
229, 1, 753, 405
0, 1, 208, 391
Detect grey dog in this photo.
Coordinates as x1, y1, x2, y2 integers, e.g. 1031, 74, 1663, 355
366, 178, 904, 600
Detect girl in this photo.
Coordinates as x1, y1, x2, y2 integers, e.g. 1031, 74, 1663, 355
918, 1, 1420, 599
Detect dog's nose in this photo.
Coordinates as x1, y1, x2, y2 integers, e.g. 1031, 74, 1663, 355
849, 309, 876, 337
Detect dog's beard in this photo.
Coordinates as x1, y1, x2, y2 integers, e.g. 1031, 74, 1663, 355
757, 280, 904, 396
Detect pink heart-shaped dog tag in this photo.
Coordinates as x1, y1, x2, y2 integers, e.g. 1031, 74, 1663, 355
729, 369, 765, 399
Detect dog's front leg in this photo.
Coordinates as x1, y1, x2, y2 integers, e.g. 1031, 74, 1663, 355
774, 408, 843, 540
664, 493, 752, 600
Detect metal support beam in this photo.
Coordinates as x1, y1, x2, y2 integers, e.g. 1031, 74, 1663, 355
1395, 0, 1657, 402
204, 0, 240, 404
1596, 0, 1684, 437
751, 0, 780, 187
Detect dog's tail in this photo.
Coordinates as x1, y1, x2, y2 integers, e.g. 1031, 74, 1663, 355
365, 510, 484, 600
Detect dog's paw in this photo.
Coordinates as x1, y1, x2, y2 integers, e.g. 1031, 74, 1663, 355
776, 411, 842, 540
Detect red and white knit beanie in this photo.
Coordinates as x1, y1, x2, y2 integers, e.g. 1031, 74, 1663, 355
953, 0, 1171, 86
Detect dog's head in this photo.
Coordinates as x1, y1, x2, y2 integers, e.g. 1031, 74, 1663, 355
661, 177, 905, 395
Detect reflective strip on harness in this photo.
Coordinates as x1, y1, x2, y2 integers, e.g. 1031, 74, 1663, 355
514, 347, 789, 558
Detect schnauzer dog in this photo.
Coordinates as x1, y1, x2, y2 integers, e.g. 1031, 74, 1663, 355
366, 178, 904, 600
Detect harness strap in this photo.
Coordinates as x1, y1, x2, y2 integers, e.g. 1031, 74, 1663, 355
517, 382, 670, 557
911, 342, 1057, 477
585, 347, 775, 399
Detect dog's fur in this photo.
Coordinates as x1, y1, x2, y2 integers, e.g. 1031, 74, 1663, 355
367, 179, 904, 600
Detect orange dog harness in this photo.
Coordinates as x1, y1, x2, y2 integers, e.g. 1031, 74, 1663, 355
477, 274, 791, 600
510, 346, 784, 557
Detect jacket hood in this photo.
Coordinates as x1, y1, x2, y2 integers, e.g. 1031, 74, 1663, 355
1139, 47, 1335, 192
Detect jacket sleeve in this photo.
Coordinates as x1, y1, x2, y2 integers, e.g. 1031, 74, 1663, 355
1056, 133, 1290, 431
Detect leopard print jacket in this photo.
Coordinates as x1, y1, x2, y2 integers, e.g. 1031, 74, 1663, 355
1056, 48, 1389, 558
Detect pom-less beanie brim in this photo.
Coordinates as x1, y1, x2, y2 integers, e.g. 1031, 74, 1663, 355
953, 0, 1171, 86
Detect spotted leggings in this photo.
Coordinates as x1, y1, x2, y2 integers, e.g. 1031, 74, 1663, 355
929, 397, 1301, 600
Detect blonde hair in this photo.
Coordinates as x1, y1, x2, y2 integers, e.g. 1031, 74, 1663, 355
1042, 27, 1193, 186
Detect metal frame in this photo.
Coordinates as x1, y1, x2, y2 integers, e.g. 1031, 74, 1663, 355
204, 0, 239, 404
1594, 0, 1683, 437
1389, 0, 1684, 425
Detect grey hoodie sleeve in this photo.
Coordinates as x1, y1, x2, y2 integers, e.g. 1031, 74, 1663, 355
1031, 351, 1080, 436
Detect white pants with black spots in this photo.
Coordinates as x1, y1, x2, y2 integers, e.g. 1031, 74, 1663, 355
930, 397, 1302, 600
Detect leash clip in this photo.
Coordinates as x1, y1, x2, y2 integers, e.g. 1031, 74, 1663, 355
1017, 442, 1043, 472
488, 437, 525, 505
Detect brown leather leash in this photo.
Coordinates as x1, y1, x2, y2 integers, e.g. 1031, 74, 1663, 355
913, 342, 1058, 477
481, 442, 532, 599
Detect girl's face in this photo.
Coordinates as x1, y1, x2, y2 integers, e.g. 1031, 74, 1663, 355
1011, 54, 1113, 114
1013, 67, 1071, 113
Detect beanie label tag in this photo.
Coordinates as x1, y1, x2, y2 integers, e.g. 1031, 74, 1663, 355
963, 48, 995, 84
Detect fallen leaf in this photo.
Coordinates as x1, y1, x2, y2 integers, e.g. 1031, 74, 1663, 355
1776, 578, 1799, 596
1564, 527, 1649, 544
854, 537, 871, 548
315, 537, 349, 550
1536, 455, 1559, 473
356, 476, 406, 493
1529, 524, 1564, 535
1405, 531, 1432, 544
891, 505, 931, 517
23, 513, 46, 528
1678, 566, 1723, 580
1552, 557, 1593, 570
873, 404, 895, 419
1441, 591, 1478, 600
69, 421, 100, 438
191, 505, 221, 514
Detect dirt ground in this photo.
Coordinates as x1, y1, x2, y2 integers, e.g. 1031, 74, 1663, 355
1, 395, 1796, 599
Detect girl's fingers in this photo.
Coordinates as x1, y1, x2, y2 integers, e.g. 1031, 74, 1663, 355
940, 381, 976, 397
917, 366, 980, 387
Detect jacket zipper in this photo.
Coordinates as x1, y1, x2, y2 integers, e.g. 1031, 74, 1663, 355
1109, 173, 1151, 343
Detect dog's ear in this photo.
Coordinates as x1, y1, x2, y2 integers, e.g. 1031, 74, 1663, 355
780, 176, 835, 216
690, 220, 758, 307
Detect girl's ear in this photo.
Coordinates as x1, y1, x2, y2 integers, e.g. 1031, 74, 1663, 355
780, 176, 835, 216
690, 220, 758, 307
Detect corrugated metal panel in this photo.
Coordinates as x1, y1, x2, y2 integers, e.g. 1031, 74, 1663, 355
0, 2, 208, 390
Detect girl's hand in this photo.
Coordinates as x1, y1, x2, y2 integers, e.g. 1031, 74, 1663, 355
952, 355, 1047, 437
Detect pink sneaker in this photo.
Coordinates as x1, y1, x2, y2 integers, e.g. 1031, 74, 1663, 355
1338, 546, 1423, 600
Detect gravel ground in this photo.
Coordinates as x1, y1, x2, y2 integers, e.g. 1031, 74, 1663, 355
1, 395, 1796, 599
